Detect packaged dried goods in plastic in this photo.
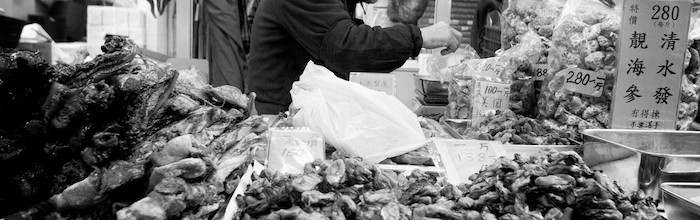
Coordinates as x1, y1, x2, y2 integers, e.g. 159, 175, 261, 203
539, 0, 620, 133
425, 45, 480, 83
500, 30, 544, 117
680, 44, 700, 130
445, 56, 513, 121
446, 30, 542, 120
501, 0, 567, 50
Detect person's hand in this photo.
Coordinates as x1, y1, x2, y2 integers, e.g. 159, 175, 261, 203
420, 22, 462, 55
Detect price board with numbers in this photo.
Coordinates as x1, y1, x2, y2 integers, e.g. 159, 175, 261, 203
611, 0, 690, 130
429, 139, 507, 185
267, 128, 325, 174
472, 80, 511, 122
349, 72, 396, 96
533, 62, 551, 81
560, 68, 607, 97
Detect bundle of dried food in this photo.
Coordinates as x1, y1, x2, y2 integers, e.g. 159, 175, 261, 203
445, 56, 514, 121
463, 109, 576, 145
0, 50, 53, 131
501, 0, 566, 50
447, 30, 543, 120
678, 46, 700, 130
538, 0, 620, 136
236, 157, 418, 219
451, 150, 663, 220
1, 36, 263, 219
499, 30, 544, 117
402, 149, 662, 220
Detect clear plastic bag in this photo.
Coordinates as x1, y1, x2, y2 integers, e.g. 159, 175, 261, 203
500, 0, 567, 50
445, 31, 542, 120
680, 45, 700, 130
538, 0, 620, 133
290, 62, 426, 163
425, 46, 480, 83
499, 30, 543, 117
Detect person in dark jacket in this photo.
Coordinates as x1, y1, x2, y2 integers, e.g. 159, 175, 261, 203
246, 0, 462, 114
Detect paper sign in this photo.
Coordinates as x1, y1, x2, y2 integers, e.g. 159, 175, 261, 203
350, 72, 396, 96
533, 62, 551, 81
267, 128, 324, 174
611, 0, 690, 130
472, 80, 511, 121
468, 57, 507, 80
430, 139, 507, 185
560, 68, 607, 97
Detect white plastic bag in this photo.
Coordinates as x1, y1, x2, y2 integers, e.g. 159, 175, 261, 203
290, 62, 427, 163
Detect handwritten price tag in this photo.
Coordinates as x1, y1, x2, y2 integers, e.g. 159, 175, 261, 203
350, 72, 396, 96
430, 139, 507, 185
267, 128, 325, 174
533, 63, 550, 81
472, 80, 511, 121
468, 57, 507, 79
560, 68, 606, 97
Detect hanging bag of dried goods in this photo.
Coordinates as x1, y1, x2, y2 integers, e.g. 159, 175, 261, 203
500, 0, 567, 50
445, 56, 513, 121
499, 30, 544, 117
290, 62, 426, 164
539, 0, 620, 135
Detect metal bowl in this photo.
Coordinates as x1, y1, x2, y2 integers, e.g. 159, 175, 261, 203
581, 129, 700, 202
660, 183, 700, 220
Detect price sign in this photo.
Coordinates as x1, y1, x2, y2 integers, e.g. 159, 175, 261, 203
611, 0, 690, 130
468, 57, 507, 80
350, 72, 396, 96
267, 128, 325, 174
560, 68, 607, 97
472, 80, 511, 122
430, 139, 507, 185
533, 63, 551, 81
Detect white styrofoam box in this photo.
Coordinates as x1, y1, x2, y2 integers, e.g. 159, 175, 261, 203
129, 10, 144, 28
128, 28, 145, 46
102, 7, 116, 26
115, 8, 129, 28
87, 6, 103, 26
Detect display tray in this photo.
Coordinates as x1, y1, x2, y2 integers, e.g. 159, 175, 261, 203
661, 183, 700, 219
582, 129, 700, 203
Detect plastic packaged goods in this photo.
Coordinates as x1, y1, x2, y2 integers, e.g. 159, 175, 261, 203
445, 56, 513, 121
500, 30, 544, 117
680, 44, 700, 130
538, 0, 620, 135
445, 31, 542, 121
425, 46, 480, 83
500, 0, 567, 50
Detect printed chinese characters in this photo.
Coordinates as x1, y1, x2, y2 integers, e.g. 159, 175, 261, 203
629, 109, 661, 129
624, 84, 642, 103
630, 31, 648, 49
627, 58, 645, 75
654, 86, 672, 104
661, 32, 679, 50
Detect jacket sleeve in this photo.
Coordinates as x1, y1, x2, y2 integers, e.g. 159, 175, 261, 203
276, 0, 422, 76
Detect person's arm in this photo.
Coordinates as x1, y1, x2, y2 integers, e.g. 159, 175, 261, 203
276, 0, 422, 75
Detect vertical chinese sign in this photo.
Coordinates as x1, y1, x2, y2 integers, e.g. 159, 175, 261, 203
612, 0, 691, 130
